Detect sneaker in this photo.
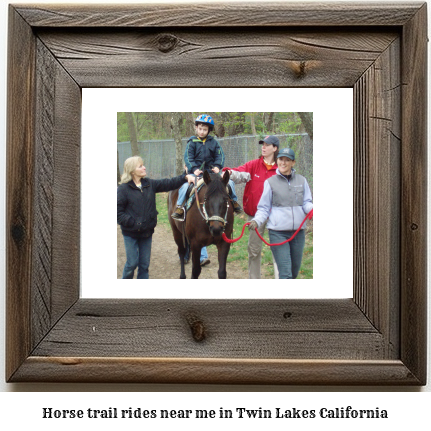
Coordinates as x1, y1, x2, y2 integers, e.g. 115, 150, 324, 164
200, 258, 210, 267
171, 207, 184, 220
233, 201, 243, 214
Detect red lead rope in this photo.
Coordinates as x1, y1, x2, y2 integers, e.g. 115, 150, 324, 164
222, 209, 313, 246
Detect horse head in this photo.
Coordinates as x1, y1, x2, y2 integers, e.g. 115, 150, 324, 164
203, 170, 230, 237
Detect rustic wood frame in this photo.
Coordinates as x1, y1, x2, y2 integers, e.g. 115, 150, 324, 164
6, 2, 427, 385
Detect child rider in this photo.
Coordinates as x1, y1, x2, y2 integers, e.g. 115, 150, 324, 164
171, 114, 242, 220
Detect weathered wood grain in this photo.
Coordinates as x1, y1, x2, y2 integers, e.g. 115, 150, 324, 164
50, 53, 81, 325
6, 2, 427, 385
353, 38, 401, 358
6, 7, 36, 382
32, 40, 56, 348
31, 39, 81, 348
400, 3, 428, 385
12, 357, 420, 385
32, 299, 383, 359
36, 29, 398, 88
15, 2, 423, 27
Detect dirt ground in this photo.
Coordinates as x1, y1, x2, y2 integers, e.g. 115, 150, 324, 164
117, 223, 251, 279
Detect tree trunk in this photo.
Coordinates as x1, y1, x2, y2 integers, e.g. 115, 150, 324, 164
186, 112, 196, 136
263, 112, 274, 132
209, 112, 225, 137
231, 112, 246, 135
171, 112, 184, 175
250, 112, 257, 136
298, 112, 313, 140
125, 112, 139, 155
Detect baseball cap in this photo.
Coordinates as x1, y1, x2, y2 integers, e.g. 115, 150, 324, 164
277, 148, 295, 160
259, 135, 280, 148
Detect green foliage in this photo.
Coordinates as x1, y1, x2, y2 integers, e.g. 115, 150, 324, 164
298, 232, 313, 279
278, 113, 303, 134
117, 112, 129, 142
117, 112, 310, 140
155, 192, 173, 229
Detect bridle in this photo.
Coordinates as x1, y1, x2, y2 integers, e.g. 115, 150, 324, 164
193, 181, 230, 230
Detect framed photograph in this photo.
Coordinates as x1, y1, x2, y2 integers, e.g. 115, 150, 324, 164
112, 108, 318, 283
6, 2, 427, 384
82, 90, 351, 299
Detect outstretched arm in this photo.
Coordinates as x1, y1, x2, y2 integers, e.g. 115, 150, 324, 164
153, 173, 188, 193
223, 169, 251, 184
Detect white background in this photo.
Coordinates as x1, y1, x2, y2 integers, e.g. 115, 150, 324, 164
0, 0, 429, 423
82, 87, 353, 299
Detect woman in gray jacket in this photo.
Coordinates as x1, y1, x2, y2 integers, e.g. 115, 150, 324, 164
248, 148, 313, 279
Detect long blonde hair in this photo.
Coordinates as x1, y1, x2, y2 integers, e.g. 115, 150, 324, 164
120, 156, 143, 184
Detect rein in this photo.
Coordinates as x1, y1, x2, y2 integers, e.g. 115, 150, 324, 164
193, 185, 207, 221
222, 209, 313, 246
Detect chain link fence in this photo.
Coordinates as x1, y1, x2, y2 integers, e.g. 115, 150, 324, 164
118, 133, 313, 203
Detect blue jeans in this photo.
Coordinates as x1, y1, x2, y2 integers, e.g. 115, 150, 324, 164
268, 229, 305, 279
176, 181, 190, 206
122, 234, 153, 279
176, 174, 238, 206
200, 247, 208, 261
228, 179, 238, 202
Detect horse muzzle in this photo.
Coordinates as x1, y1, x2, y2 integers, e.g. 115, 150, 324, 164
208, 220, 225, 237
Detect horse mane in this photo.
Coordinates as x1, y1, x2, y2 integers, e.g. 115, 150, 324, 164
204, 173, 229, 200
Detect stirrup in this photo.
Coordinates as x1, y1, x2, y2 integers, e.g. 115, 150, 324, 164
171, 206, 185, 221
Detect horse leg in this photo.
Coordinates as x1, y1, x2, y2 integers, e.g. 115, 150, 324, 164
168, 190, 187, 279
216, 241, 231, 279
178, 242, 187, 279
191, 243, 202, 279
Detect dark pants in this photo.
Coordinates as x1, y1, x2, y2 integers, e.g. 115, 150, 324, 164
122, 234, 153, 279
268, 229, 305, 279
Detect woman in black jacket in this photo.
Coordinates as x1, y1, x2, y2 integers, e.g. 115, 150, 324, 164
117, 156, 193, 279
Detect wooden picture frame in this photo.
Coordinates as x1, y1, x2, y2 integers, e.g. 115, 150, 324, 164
6, 2, 427, 385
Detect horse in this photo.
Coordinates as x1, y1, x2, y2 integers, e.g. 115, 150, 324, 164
168, 170, 234, 279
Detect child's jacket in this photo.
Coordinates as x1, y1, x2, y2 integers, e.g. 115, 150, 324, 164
184, 135, 225, 175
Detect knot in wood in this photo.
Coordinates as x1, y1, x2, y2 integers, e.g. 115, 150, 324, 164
186, 314, 206, 342
11, 223, 26, 246
288, 60, 321, 79
410, 223, 419, 231
156, 34, 179, 53
291, 61, 307, 79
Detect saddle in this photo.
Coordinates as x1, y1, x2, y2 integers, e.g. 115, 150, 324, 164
185, 178, 205, 212
184, 178, 233, 212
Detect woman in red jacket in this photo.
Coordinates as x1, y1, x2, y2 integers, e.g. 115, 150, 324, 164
223, 135, 280, 279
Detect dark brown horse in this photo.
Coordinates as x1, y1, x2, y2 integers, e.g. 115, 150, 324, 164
168, 170, 234, 279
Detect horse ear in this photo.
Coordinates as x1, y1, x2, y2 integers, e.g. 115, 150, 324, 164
222, 169, 230, 185
203, 170, 211, 185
